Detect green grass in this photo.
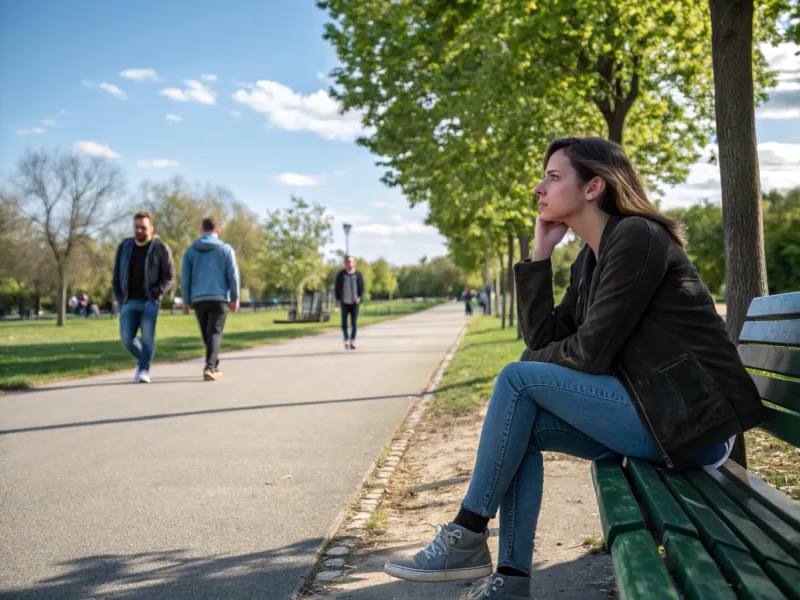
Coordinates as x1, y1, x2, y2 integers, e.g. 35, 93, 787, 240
431, 315, 525, 416
582, 536, 606, 554
0, 302, 438, 390
365, 507, 389, 535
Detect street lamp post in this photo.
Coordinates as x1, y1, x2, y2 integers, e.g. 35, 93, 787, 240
343, 223, 352, 256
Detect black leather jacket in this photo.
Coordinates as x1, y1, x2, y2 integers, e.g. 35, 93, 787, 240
516, 215, 764, 467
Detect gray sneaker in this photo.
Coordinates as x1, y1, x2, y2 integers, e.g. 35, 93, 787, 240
460, 573, 533, 599
384, 523, 493, 582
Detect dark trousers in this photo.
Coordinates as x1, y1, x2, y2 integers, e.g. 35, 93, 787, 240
341, 303, 359, 341
194, 301, 228, 370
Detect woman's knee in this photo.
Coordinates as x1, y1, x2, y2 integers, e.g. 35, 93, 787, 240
497, 360, 550, 390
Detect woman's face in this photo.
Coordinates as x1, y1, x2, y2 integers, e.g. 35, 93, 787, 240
532, 149, 587, 223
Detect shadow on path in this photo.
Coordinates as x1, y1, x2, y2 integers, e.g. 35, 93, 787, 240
0, 538, 322, 600
0, 378, 495, 436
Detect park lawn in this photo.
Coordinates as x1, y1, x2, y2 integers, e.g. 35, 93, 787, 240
432, 315, 799, 501
0, 301, 438, 390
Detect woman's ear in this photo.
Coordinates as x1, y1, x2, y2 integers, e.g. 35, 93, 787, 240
586, 176, 606, 201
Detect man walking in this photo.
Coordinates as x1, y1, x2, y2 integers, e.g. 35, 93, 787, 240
181, 216, 240, 381
335, 255, 364, 350
112, 212, 175, 383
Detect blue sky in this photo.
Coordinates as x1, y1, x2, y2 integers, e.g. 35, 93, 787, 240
1, 0, 799, 265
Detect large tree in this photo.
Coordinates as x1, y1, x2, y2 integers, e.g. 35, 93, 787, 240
3, 149, 125, 326
709, 0, 770, 344
261, 196, 333, 311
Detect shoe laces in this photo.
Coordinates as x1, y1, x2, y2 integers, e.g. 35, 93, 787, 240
421, 524, 462, 559
462, 574, 505, 599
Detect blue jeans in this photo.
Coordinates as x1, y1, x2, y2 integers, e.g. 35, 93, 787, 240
119, 299, 159, 371
461, 361, 723, 575
342, 303, 359, 341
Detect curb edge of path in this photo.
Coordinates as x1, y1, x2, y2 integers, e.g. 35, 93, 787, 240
290, 317, 470, 598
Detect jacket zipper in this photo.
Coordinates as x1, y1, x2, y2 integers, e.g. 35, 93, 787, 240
144, 241, 154, 302
616, 360, 674, 468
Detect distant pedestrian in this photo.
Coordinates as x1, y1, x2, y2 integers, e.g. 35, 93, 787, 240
112, 211, 175, 384
335, 255, 364, 350
181, 216, 240, 381
461, 288, 474, 316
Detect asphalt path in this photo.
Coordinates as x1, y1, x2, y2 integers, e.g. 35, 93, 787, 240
0, 303, 467, 599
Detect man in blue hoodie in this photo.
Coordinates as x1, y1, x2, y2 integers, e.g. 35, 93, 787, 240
181, 216, 241, 381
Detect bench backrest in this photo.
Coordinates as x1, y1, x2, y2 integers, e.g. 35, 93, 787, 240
737, 291, 800, 447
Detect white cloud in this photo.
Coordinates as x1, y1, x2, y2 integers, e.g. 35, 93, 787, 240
160, 79, 216, 105
42, 119, 57, 126
758, 42, 800, 119
120, 68, 161, 82
165, 114, 183, 122
230, 110, 243, 118
232, 80, 368, 141
392, 213, 404, 223
356, 221, 438, 236
201, 73, 218, 82
87, 81, 127, 100
16, 127, 46, 135
329, 210, 374, 224
74, 141, 121, 159
277, 172, 323, 187
316, 72, 327, 81
137, 159, 180, 169
663, 142, 800, 206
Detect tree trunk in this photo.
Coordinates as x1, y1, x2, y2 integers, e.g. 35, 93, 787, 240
56, 271, 66, 327
34, 293, 41, 320
499, 253, 506, 329
507, 234, 515, 328
709, 0, 768, 346
495, 256, 501, 318
517, 234, 530, 339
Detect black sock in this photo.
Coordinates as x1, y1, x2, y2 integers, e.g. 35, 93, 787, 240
453, 506, 489, 534
498, 566, 530, 578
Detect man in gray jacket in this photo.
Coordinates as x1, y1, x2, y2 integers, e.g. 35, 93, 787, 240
181, 216, 241, 381
112, 211, 175, 383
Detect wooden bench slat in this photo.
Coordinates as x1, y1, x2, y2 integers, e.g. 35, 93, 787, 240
611, 530, 680, 600
763, 560, 800, 600
739, 345, 800, 378
705, 467, 800, 564
625, 459, 698, 538
749, 373, 800, 412
663, 532, 736, 600
687, 471, 797, 568
591, 459, 646, 548
739, 319, 800, 346
760, 406, 800, 447
746, 293, 800, 320
714, 546, 789, 600
662, 472, 748, 553
718, 460, 800, 532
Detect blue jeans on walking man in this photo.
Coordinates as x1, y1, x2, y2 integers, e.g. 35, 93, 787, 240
341, 303, 359, 342
119, 299, 159, 371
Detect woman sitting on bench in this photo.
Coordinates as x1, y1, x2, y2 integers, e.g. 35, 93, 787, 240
384, 137, 765, 599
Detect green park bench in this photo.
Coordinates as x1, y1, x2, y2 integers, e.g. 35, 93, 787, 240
591, 291, 800, 600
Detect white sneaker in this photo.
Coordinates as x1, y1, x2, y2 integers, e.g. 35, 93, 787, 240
133, 368, 141, 383
137, 370, 151, 383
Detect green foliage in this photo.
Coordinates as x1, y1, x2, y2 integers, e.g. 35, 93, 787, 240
261, 196, 333, 308
371, 258, 398, 299
666, 201, 726, 294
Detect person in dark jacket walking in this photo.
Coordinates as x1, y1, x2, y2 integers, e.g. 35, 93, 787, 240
112, 211, 175, 383
181, 216, 241, 381
384, 138, 765, 599
334, 256, 364, 350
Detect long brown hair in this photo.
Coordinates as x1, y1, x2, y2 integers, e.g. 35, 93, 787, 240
544, 137, 686, 247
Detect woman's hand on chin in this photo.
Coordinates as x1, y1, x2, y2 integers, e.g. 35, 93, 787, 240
532, 216, 569, 261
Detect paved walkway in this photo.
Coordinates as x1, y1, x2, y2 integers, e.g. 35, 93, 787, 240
0, 304, 466, 600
